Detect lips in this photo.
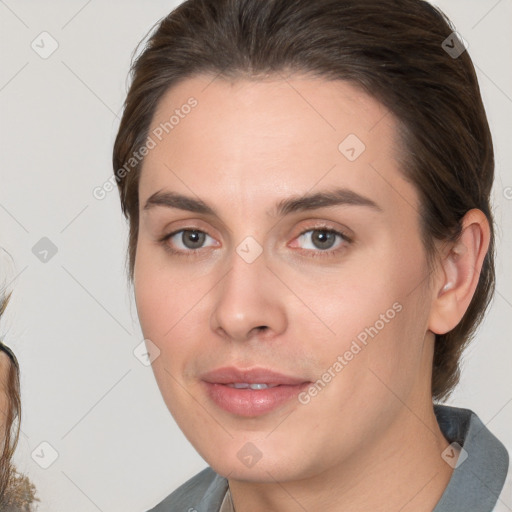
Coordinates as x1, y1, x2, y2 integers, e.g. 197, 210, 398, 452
200, 366, 311, 417
201, 367, 308, 386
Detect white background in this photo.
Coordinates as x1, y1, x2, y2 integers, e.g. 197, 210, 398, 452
0, 1, 511, 510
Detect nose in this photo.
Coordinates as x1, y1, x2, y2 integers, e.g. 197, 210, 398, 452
210, 246, 287, 343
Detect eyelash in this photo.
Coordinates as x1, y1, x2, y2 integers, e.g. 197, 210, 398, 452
158, 226, 353, 260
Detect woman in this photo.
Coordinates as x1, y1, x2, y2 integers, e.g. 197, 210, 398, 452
113, 0, 510, 510
0, 289, 38, 510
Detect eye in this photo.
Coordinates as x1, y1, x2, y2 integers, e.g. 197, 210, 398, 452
292, 227, 351, 258
159, 226, 352, 259
159, 229, 217, 257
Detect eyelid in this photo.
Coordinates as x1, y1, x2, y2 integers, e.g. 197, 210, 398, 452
294, 223, 353, 243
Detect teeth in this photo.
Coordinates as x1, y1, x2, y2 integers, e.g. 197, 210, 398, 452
231, 383, 250, 389
249, 383, 269, 390
227, 383, 279, 389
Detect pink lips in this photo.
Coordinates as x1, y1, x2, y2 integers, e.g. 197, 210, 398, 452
201, 366, 311, 417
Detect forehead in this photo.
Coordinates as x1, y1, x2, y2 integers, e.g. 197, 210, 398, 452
139, 74, 418, 221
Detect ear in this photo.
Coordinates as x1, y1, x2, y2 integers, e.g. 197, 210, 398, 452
428, 209, 491, 335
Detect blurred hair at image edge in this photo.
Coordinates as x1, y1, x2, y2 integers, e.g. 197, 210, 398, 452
0, 288, 39, 510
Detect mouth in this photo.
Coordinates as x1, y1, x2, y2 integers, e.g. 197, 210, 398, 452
226, 382, 280, 389
200, 366, 311, 417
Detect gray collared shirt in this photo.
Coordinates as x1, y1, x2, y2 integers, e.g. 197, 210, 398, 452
147, 405, 510, 511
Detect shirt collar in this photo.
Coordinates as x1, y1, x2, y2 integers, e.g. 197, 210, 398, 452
219, 486, 234, 512
433, 404, 509, 511
215, 405, 509, 512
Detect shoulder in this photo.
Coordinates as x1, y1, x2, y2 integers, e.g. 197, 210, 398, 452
146, 467, 228, 512
492, 464, 512, 511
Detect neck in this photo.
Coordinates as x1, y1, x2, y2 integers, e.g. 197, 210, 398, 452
228, 402, 454, 512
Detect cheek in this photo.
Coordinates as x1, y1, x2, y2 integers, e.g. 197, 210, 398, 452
134, 241, 188, 341
306, 241, 430, 391
133, 273, 168, 343
133, 243, 212, 386
357, 250, 432, 394
133, 257, 198, 424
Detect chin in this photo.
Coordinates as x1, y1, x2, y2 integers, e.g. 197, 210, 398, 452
198, 442, 308, 483
209, 459, 294, 482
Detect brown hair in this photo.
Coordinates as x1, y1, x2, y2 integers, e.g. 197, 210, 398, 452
113, 0, 495, 401
0, 291, 21, 502
0, 291, 39, 510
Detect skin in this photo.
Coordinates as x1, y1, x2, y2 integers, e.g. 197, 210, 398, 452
133, 74, 489, 511
0, 351, 9, 440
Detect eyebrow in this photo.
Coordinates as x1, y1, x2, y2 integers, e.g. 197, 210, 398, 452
143, 187, 383, 217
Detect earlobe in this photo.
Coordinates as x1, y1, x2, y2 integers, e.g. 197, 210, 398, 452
428, 209, 490, 335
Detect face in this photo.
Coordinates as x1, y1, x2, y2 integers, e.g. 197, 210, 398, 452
134, 74, 437, 482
